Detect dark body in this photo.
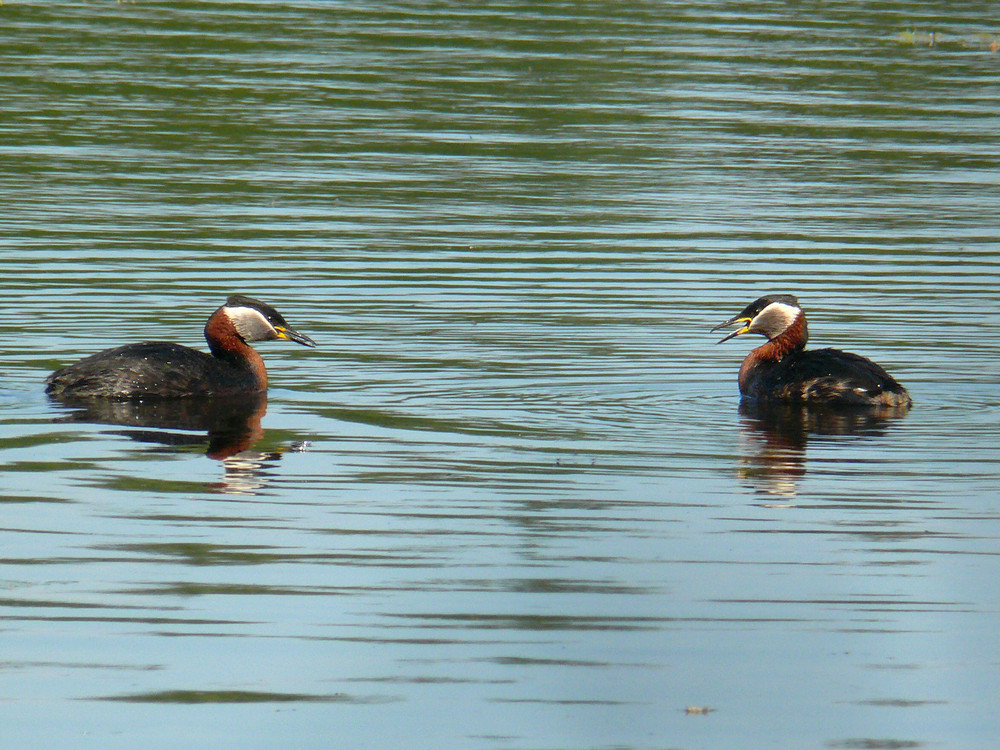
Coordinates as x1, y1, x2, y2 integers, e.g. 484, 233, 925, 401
45, 342, 261, 399
45, 295, 315, 400
740, 346, 912, 407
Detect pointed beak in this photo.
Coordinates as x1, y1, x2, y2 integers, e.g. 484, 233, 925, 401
274, 325, 317, 348
711, 315, 752, 344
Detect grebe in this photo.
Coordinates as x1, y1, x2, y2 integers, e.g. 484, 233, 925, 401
712, 294, 911, 407
46, 295, 316, 399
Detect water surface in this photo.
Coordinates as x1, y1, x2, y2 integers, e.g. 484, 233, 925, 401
2, 3, 999, 749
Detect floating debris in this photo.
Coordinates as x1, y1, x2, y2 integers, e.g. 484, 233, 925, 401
684, 705, 715, 715
894, 30, 1000, 52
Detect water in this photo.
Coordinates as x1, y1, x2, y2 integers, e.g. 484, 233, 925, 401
2, 3, 1000, 749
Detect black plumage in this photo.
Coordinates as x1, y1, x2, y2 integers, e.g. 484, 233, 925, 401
739, 347, 911, 406
45, 342, 260, 399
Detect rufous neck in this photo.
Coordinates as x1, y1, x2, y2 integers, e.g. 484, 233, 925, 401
204, 309, 268, 389
756, 311, 808, 362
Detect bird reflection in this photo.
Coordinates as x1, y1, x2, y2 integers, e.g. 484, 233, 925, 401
737, 399, 911, 501
48, 393, 285, 493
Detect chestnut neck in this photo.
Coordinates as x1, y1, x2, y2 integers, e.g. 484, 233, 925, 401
756, 311, 808, 362
204, 308, 268, 390
739, 312, 808, 392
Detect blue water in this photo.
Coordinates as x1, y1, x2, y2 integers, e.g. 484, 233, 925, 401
2, 3, 1000, 749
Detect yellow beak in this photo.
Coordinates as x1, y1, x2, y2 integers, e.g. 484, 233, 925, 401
711, 316, 752, 344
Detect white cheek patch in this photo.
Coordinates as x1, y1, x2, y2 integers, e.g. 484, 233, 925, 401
225, 306, 275, 340
764, 302, 799, 326
750, 301, 800, 336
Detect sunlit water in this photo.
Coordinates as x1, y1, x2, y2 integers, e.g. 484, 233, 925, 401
2, 3, 999, 749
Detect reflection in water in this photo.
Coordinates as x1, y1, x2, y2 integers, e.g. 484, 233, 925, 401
737, 399, 911, 500
48, 393, 282, 493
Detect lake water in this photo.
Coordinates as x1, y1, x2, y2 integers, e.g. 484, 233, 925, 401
2, 3, 999, 749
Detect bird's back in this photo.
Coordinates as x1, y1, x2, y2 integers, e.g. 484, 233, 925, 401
742, 347, 911, 407
45, 342, 259, 399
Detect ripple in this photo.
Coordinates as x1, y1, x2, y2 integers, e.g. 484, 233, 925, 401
2, 3, 1000, 750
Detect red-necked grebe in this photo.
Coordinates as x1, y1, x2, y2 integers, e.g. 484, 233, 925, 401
712, 294, 911, 407
45, 294, 316, 399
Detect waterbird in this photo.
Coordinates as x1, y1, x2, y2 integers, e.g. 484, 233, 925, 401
711, 294, 911, 407
45, 295, 316, 399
